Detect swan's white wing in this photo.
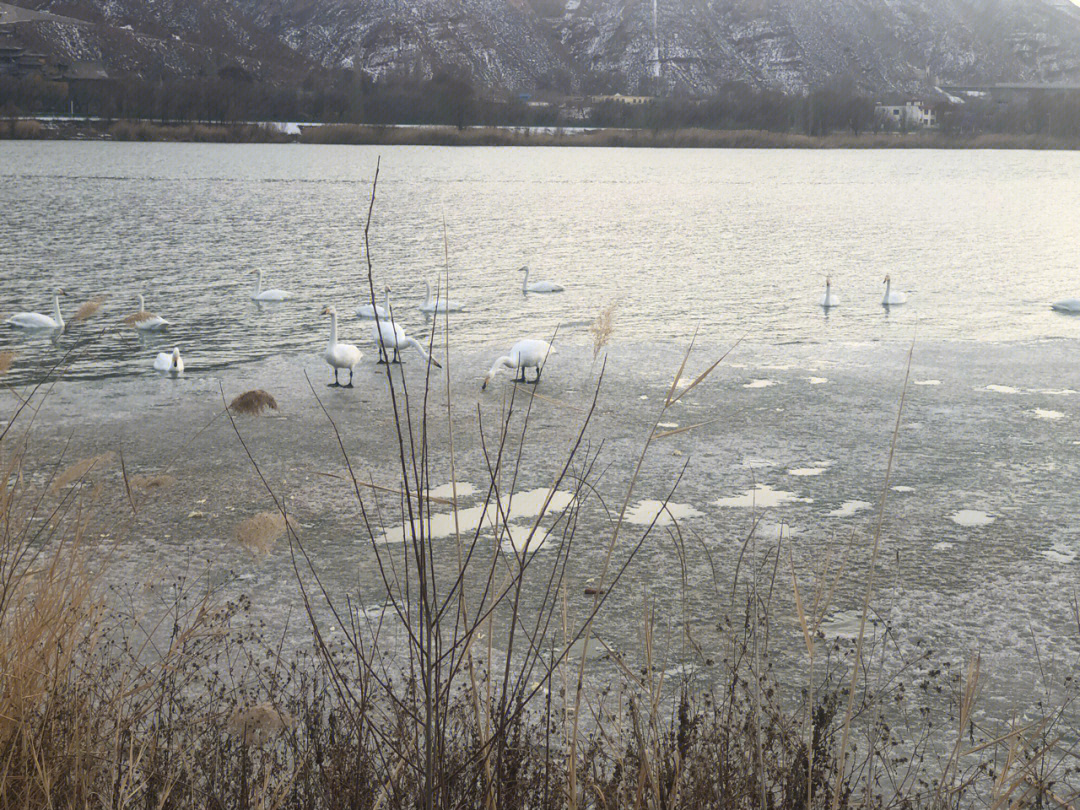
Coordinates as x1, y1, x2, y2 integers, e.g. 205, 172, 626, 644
7, 312, 58, 329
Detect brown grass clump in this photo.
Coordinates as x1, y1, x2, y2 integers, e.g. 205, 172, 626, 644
129, 473, 177, 491
123, 310, 153, 326
51, 452, 116, 492
229, 389, 279, 415
234, 510, 294, 556
228, 702, 296, 745
590, 300, 618, 359
0, 351, 13, 376
71, 296, 107, 323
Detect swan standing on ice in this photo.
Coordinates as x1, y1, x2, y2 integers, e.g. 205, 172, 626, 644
481, 339, 555, 390
371, 288, 442, 367
519, 266, 564, 294
819, 277, 840, 308
882, 275, 908, 306
250, 269, 290, 302
321, 306, 363, 387
126, 294, 169, 331
6, 290, 66, 330
1051, 298, 1080, 313
419, 280, 464, 313
154, 347, 183, 376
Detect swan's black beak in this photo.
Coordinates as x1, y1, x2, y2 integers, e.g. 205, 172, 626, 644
481, 380, 488, 391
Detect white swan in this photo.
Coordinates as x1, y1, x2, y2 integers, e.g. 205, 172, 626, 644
153, 347, 183, 376
819, 277, 840, 308
419, 280, 464, 313
356, 300, 389, 319
481, 339, 555, 390
371, 288, 441, 368
882, 275, 907, 306
6, 290, 65, 330
1051, 298, 1080, 313
127, 294, 169, 331
250, 269, 290, 302
321, 306, 363, 387
519, 266, 564, 294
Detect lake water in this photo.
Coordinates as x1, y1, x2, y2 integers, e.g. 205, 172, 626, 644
3, 142, 1080, 740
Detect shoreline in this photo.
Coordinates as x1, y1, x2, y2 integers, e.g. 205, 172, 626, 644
4, 118, 1080, 149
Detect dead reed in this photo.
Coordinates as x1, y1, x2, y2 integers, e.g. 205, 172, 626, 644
590, 300, 618, 359
71, 295, 106, 322
0, 351, 13, 376
234, 509, 292, 555
50, 451, 115, 492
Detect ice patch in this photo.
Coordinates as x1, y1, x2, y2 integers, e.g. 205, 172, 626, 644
427, 482, 477, 500
743, 379, 776, 388
892, 485, 914, 492
985, 385, 1023, 394
807, 376, 829, 385
714, 484, 811, 508
1042, 542, 1077, 564
951, 509, 995, 527
830, 500, 872, 518
933, 541, 955, 551
1032, 409, 1065, 420
657, 422, 679, 429
624, 500, 703, 526
914, 379, 941, 386
789, 463, 831, 477
1037, 389, 1078, 396
821, 609, 881, 639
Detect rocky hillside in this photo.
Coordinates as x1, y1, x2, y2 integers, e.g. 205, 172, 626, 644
8, 0, 1080, 94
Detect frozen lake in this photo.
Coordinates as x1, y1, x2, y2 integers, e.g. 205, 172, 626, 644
3, 143, 1080, 733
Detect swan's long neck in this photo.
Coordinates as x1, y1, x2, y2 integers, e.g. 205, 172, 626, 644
488, 355, 513, 380
328, 312, 338, 346
384, 290, 394, 321
138, 294, 146, 311
254, 271, 262, 296
424, 280, 433, 307
521, 268, 529, 293
884, 279, 891, 298
53, 295, 63, 328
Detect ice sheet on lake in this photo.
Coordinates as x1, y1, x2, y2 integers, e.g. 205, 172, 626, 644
623, 499, 703, 526
714, 484, 811, 508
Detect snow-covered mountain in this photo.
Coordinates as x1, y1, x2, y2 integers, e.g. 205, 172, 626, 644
11, 0, 1080, 93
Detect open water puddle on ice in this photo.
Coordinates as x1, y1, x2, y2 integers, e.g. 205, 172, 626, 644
951, 509, 995, 527
714, 484, 811, 508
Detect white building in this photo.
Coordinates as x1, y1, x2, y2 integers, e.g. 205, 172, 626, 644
875, 100, 939, 129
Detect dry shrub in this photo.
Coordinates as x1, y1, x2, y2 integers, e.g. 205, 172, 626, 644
12, 120, 43, 139
590, 300, 618, 359
229, 389, 279, 415
51, 452, 116, 492
71, 296, 106, 323
0, 351, 13, 376
228, 702, 296, 745
234, 510, 294, 556
129, 473, 177, 491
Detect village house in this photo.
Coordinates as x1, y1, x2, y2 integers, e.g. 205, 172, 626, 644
875, 99, 940, 129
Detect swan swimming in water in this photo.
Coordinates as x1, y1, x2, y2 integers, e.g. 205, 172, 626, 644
371, 288, 442, 367
154, 347, 183, 376
518, 266, 564, 294
1051, 298, 1080, 313
127, 294, 169, 331
481, 339, 555, 390
819, 277, 840, 308
250, 269, 290, 302
6, 290, 66, 330
356, 300, 389, 319
419, 280, 464, 313
321, 305, 363, 387
882, 275, 908, 306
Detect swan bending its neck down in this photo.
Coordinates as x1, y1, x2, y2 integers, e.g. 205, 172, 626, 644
882, 275, 907, 306
819, 277, 840, 308
128, 294, 169, 331
482, 339, 555, 390
250, 270, 290, 302
519, 266, 564, 294
321, 306, 363, 387
1051, 298, 1080, 313
371, 288, 442, 368
6, 290, 66, 330
154, 347, 183, 376
420, 280, 464, 313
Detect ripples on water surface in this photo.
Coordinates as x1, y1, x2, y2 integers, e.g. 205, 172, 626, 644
3, 142, 1080, 381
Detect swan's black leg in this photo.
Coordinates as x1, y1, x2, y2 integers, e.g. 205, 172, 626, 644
531, 367, 542, 384
515, 368, 525, 383
329, 368, 340, 387
346, 368, 354, 388
393, 348, 401, 364
377, 346, 387, 364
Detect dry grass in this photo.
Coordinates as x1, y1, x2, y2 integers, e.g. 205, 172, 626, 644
129, 473, 177, 491
0, 351, 13, 376
50, 451, 116, 492
71, 296, 106, 323
234, 510, 294, 556
228, 702, 296, 745
229, 389, 279, 415
123, 310, 154, 325
590, 300, 618, 359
